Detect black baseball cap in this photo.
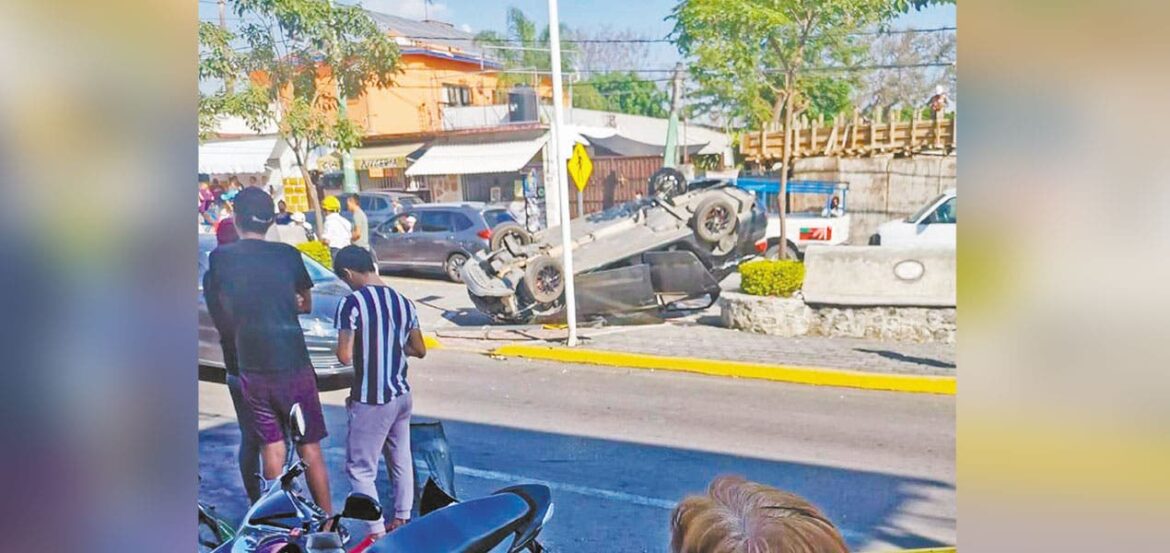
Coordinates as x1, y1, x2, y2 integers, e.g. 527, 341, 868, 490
234, 187, 275, 233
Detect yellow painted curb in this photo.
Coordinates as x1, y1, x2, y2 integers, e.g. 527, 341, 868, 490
491, 344, 955, 395
423, 335, 443, 349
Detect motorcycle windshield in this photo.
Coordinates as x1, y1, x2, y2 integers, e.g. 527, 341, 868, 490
246, 490, 302, 530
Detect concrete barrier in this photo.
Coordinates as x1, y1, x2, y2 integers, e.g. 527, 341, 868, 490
801, 245, 955, 307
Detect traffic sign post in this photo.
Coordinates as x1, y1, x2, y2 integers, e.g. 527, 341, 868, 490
568, 143, 592, 218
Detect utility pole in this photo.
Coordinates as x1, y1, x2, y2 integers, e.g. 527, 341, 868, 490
663, 62, 684, 168
219, 0, 234, 94
327, 0, 359, 194
547, 0, 579, 347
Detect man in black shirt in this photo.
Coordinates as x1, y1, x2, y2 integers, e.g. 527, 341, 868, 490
203, 187, 334, 517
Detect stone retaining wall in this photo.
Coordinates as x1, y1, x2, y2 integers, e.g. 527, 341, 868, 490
719, 291, 956, 343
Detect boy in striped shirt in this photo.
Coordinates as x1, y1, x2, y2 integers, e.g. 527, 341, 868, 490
332, 246, 427, 540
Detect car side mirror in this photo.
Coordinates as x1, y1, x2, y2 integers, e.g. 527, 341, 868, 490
341, 493, 383, 521
289, 403, 305, 443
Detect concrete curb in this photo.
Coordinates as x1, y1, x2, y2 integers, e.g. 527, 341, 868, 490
490, 344, 956, 395
423, 334, 443, 349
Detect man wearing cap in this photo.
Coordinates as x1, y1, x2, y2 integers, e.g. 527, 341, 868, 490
203, 187, 335, 518
320, 195, 352, 259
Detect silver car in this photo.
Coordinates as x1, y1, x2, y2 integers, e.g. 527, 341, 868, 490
461, 171, 767, 324
197, 234, 353, 391
370, 202, 516, 282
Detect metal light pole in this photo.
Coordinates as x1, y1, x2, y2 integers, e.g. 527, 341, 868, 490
547, 0, 578, 347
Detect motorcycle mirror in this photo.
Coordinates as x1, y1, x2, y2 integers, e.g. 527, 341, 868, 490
341, 493, 383, 521
289, 403, 306, 442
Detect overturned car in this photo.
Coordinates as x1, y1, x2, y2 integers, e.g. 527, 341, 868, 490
460, 169, 767, 324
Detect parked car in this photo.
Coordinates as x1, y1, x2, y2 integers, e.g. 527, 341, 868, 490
197, 234, 353, 391
461, 169, 767, 324
870, 189, 956, 247
737, 178, 852, 260
304, 190, 424, 230
370, 202, 517, 282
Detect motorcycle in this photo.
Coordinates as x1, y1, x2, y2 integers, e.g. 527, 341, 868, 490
352, 478, 553, 553
211, 403, 382, 552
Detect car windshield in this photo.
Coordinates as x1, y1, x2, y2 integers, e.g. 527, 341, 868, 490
906, 193, 948, 223
483, 208, 515, 228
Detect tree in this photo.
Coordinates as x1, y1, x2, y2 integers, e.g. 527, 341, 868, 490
572, 72, 669, 118
198, 0, 400, 232
474, 7, 576, 88
565, 27, 654, 74
857, 30, 955, 119
670, 0, 953, 259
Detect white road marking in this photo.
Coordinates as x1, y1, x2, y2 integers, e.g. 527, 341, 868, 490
455, 465, 870, 544
455, 466, 678, 510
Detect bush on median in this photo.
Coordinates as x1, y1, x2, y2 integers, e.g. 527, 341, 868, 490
296, 240, 332, 270
739, 259, 805, 297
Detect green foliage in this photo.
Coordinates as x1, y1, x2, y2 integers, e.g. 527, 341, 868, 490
669, 0, 914, 128
572, 72, 669, 118
198, 0, 400, 150
296, 240, 333, 270
739, 259, 805, 298
474, 7, 576, 87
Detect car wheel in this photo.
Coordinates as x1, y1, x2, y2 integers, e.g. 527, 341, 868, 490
764, 241, 802, 261
869, 233, 881, 246
521, 255, 565, 304
693, 196, 738, 243
764, 244, 781, 260
490, 221, 531, 252
445, 252, 470, 282
648, 167, 686, 199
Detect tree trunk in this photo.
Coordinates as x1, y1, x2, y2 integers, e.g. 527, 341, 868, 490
777, 86, 794, 260
290, 142, 324, 237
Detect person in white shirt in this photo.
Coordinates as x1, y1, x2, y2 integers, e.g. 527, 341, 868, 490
320, 195, 353, 257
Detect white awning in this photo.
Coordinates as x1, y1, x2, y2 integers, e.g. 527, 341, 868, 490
405, 136, 548, 176
199, 138, 280, 174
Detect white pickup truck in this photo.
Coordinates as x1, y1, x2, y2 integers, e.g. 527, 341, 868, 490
870, 188, 956, 247
736, 179, 851, 260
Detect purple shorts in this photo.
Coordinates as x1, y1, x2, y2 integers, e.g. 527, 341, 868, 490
238, 370, 328, 445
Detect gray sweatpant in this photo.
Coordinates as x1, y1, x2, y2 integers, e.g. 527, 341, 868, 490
346, 393, 413, 534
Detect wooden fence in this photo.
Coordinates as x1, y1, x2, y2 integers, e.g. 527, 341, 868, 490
741, 111, 955, 164
567, 155, 662, 216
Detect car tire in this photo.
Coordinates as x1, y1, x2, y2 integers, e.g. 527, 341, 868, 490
490, 221, 531, 252
869, 233, 881, 246
764, 241, 802, 261
445, 252, 470, 283
693, 196, 738, 243
521, 255, 566, 304
648, 167, 686, 199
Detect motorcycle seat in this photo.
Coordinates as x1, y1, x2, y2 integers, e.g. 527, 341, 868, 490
366, 494, 530, 553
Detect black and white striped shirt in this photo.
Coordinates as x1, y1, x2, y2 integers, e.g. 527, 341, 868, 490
333, 285, 420, 405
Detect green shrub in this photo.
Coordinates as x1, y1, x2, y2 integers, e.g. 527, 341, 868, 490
739, 259, 805, 297
296, 240, 332, 270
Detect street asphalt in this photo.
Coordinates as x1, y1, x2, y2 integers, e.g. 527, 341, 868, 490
198, 347, 955, 552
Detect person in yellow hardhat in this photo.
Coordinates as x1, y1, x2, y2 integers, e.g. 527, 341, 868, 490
320, 195, 352, 259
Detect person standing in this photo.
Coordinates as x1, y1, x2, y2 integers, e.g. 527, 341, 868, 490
275, 200, 292, 225
332, 246, 427, 543
199, 182, 216, 228
320, 195, 352, 258
347, 194, 372, 250
203, 187, 335, 518
203, 219, 263, 503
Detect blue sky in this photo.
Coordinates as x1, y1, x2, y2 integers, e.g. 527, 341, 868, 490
200, 0, 956, 70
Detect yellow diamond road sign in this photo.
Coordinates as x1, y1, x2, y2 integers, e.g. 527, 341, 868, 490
568, 143, 593, 192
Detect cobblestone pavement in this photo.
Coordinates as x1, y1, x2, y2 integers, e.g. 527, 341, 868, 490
571, 322, 957, 376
